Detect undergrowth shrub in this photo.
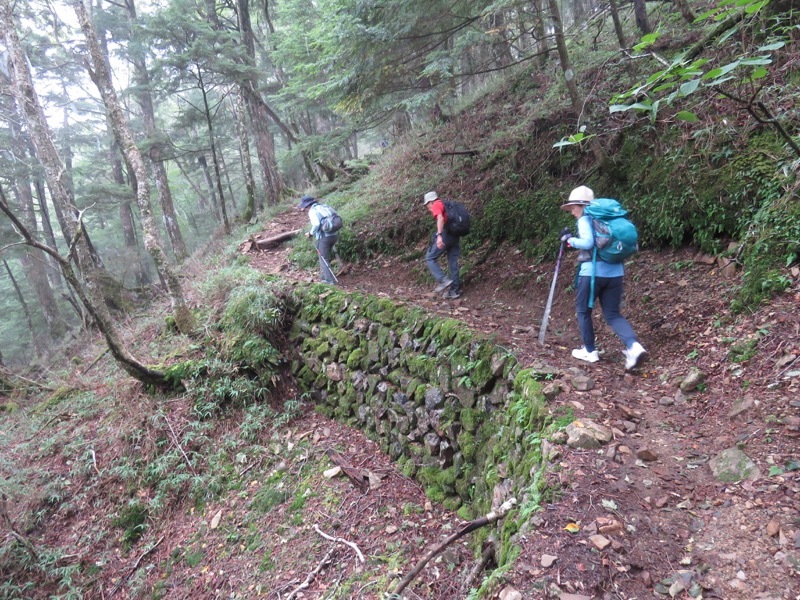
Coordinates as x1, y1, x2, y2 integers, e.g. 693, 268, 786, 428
733, 187, 800, 310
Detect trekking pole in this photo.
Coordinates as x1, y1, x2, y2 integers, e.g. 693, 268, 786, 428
309, 235, 339, 284
537, 239, 566, 345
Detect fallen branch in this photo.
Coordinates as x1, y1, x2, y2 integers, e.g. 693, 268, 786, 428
163, 415, 197, 476
108, 536, 164, 596
389, 498, 517, 598
252, 228, 302, 250
460, 543, 496, 596
0, 492, 38, 561
285, 549, 333, 600
314, 524, 365, 563
325, 447, 369, 490
440, 150, 479, 157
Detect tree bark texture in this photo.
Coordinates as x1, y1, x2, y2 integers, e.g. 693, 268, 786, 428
236, 0, 285, 205
72, 0, 195, 334
124, 0, 188, 262
234, 91, 257, 222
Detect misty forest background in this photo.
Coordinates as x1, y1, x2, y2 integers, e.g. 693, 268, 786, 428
1, 0, 798, 374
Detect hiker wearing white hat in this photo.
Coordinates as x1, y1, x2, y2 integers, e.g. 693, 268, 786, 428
422, 191, 461, 299
560, 186, 647, 370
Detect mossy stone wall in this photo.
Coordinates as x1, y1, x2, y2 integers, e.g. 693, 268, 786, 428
287, 284, 552, 560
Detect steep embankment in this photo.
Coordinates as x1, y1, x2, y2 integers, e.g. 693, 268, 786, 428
246, 207, 800, 599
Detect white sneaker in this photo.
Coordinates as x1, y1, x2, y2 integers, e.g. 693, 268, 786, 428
572, 347, 599, 363
624, 342, 647, 370
433, 278, 453, 292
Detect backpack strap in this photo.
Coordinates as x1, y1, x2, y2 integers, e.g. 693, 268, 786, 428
588, 247, 597, 309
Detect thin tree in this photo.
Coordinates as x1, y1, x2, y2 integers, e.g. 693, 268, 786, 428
547, 0, 612, 173
121, 0, 188, 261
231, 90, 257, 222
71, 0, 196, 333
2, 259, 44, 358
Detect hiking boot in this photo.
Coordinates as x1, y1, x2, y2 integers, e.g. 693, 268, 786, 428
572, 347, 600, 363
624, 342, 647, 370
443, 288, 461, 300
433, 278, 453, 293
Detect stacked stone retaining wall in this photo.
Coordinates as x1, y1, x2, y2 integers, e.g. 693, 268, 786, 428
288, 283, 554, 563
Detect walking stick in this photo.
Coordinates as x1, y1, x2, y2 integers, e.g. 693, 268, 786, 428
537, 239, 566, 345
309, 236, 339, 284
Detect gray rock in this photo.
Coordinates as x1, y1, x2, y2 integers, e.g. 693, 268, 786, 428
542, 381, 563, 400
728, 395, 754, 419
424, 387, 445, 410
565, 419, 612, 449
680, 367, 706, 392
571, 375, 594, 391
424, 432, 441, 455
709, 447, 761, 482
326, 362, 344, 381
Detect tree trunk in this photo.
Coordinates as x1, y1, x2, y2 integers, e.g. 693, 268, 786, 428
233, 91, 257, 222
197, 155, 221, 221
608, 0, 627, 49
72, 0, 196, 334
3, 259, 45, 358
194, 66, 230, 233
673, 0, 696, 24
3, 92, 67, 341
0, 186, 170, 388
0, 0, 117, 312
547, 0, 613, 173
236, 0, 284, 205
124, 0, 188, 262
633, 0, 651, 34
33, 176, 64, 288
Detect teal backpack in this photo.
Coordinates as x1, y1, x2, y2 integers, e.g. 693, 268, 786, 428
583, 198, 638, 308
584, 198, 638, 264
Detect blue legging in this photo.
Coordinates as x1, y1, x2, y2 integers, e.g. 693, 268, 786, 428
575, 275, 638, 352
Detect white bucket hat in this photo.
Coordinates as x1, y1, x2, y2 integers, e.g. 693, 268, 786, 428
560, 185, 594, 210
423, 191, 439, 204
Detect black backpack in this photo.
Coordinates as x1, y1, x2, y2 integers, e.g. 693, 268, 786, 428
442, 200, 471, 237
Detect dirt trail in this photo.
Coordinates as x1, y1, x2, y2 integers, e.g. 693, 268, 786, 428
246, 209, 800, 599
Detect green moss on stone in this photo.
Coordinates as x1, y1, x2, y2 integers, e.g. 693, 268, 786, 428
456, 505, 474, 521
460, 408, 482, 433
457, 431, 476, 461
425, 485, 446, 503
443, 496, 462, 511
436, 466, 458, 488
346, 348, 365, 370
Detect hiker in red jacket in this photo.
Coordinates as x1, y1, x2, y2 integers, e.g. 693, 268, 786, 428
423, 191, 461, 299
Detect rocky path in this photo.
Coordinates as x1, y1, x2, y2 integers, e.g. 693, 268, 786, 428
245, 209, 800, 599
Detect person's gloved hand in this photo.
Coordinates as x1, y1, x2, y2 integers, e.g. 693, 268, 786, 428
559, 227, 572, 242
